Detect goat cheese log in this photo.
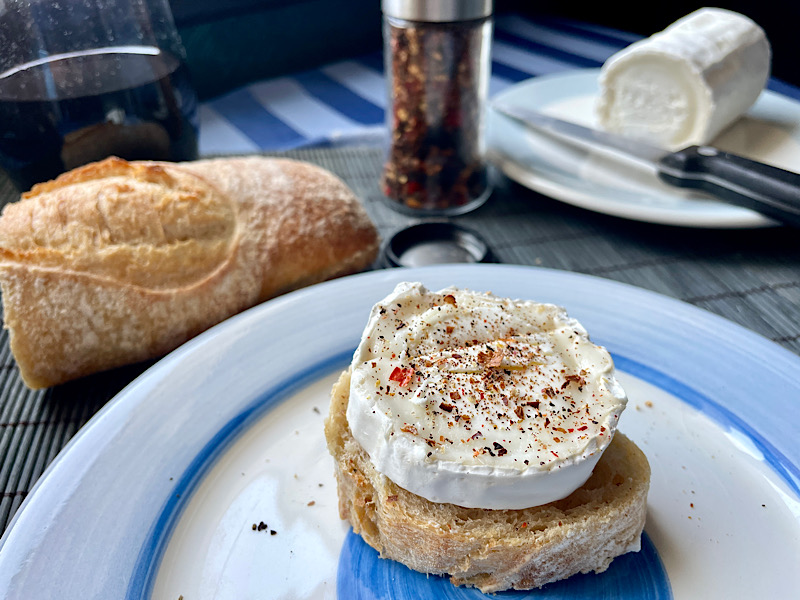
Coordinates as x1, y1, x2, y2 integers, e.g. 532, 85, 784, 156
596, 7, 771, 150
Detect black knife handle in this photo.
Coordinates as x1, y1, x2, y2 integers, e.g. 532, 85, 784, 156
658, 146, 800, 227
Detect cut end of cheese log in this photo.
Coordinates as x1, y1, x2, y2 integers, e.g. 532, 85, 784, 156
596, 7, 771, 150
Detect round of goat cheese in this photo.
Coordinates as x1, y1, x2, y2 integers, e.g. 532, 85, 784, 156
596, 7, 771, 150
346, 282, 628, 509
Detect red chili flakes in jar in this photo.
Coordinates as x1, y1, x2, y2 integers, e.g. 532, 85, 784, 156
381, 3, 493, 214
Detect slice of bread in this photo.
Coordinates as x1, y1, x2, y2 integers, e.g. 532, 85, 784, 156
324, 369, 651, 593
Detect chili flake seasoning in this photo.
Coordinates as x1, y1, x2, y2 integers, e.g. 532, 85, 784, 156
381, 0, 493, 215
389, 366, 415, 387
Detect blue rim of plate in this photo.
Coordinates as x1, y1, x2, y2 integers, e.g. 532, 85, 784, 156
0, 264, 798, 599
133, 351, 797, 599
128, 348, 354, 598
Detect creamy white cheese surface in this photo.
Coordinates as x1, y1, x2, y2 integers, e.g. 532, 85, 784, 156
346, 282, 627, 509
596, 7, 771, 150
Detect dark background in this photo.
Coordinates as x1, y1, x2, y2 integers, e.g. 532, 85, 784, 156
168, 0, 797, 101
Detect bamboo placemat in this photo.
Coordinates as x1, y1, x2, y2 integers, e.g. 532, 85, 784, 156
0, 146, 798, 533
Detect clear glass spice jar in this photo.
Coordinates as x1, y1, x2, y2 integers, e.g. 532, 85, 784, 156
381, 0, 493, 215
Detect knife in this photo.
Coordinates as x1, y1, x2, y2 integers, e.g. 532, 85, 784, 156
492, 100, 800, 228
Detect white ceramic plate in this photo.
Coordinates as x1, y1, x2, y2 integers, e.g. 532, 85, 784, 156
487, 69, 800, 228
0, 264, 798, 599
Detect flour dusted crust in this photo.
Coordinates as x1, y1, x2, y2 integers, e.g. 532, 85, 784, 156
0, 156, 379, 388
324, 370, 650, 593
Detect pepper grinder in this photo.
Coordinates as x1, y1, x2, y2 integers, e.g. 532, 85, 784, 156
381, 0, 494, 216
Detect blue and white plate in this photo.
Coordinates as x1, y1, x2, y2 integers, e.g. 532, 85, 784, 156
0, 264, 798, 599
487, 69, 800, 228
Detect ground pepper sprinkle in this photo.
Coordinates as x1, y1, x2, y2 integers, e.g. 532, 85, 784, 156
347, 283, 629, 508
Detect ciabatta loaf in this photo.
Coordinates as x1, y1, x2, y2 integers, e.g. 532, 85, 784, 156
0, 156, 379, 388
324, 369, 650, 593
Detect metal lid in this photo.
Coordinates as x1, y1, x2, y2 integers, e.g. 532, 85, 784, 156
382, 221, 493, 268
382, 0, 492, 22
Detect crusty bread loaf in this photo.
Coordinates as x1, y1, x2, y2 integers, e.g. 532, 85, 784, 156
324, 369, 650, 593
0, 156, 379, 388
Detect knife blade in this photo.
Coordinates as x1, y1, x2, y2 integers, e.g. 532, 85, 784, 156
492, 100, 800, 228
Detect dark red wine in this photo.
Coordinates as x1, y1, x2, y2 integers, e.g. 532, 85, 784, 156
0, 47, 198, 192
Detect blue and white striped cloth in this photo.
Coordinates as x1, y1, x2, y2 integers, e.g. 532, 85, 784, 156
197, 13, 800, 156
